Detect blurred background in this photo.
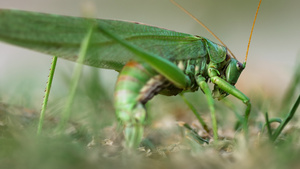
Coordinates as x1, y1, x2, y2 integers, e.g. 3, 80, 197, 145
0, 0, 299, 107
0, 1, 299, 168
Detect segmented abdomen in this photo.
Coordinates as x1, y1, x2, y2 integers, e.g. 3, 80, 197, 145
114, 57, 208, 124
114, 61, 168, 124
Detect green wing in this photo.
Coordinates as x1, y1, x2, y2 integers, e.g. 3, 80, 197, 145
0, 9, 207, 72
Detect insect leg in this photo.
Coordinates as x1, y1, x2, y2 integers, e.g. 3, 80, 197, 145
209, 69, 251, 135
196, 76, 218, 141
114, 61, 167, 148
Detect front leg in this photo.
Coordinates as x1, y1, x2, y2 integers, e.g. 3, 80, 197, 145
209, 68, 251, 135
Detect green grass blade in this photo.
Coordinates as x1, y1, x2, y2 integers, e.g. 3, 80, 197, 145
280, 58, 300, 112
57, 25, 94, 131
180, 122, 209, 144
262, 115, 282, 139
180, 94, 210, 133
272, 94, 300, 141
264, 112, 272, 138
37, 56, 57, 135
221, 98, 244, 130
268, 118, 282, 123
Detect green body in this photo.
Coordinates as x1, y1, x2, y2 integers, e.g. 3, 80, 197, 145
0, 9, 251, 148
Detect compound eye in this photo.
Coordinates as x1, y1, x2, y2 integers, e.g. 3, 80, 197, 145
236, 62, 244, 71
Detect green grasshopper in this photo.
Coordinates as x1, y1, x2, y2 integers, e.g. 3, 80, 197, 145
0, 0, 261, 148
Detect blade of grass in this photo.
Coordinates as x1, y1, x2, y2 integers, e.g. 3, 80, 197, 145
57, 24, 94, 131
262, 116, 281, 139
37, 56, 57, 135
280, 58, 300, 112
264, 112, 272, 138
180, 94, 210, 133
262, 117, 282, 134
272, 94, 300, 141
178, 122, 209, 144
221, 98, 244, 130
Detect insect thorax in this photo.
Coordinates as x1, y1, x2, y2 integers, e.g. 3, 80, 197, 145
131, 55, 231, 104
157, 57, 210, 96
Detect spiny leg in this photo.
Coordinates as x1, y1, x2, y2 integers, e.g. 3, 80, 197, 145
196, 76, 218, 141
209, 70, 251, 136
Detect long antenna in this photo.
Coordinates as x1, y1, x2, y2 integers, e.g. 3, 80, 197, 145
170, 0, 237, 59
245, 0, 262, 63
